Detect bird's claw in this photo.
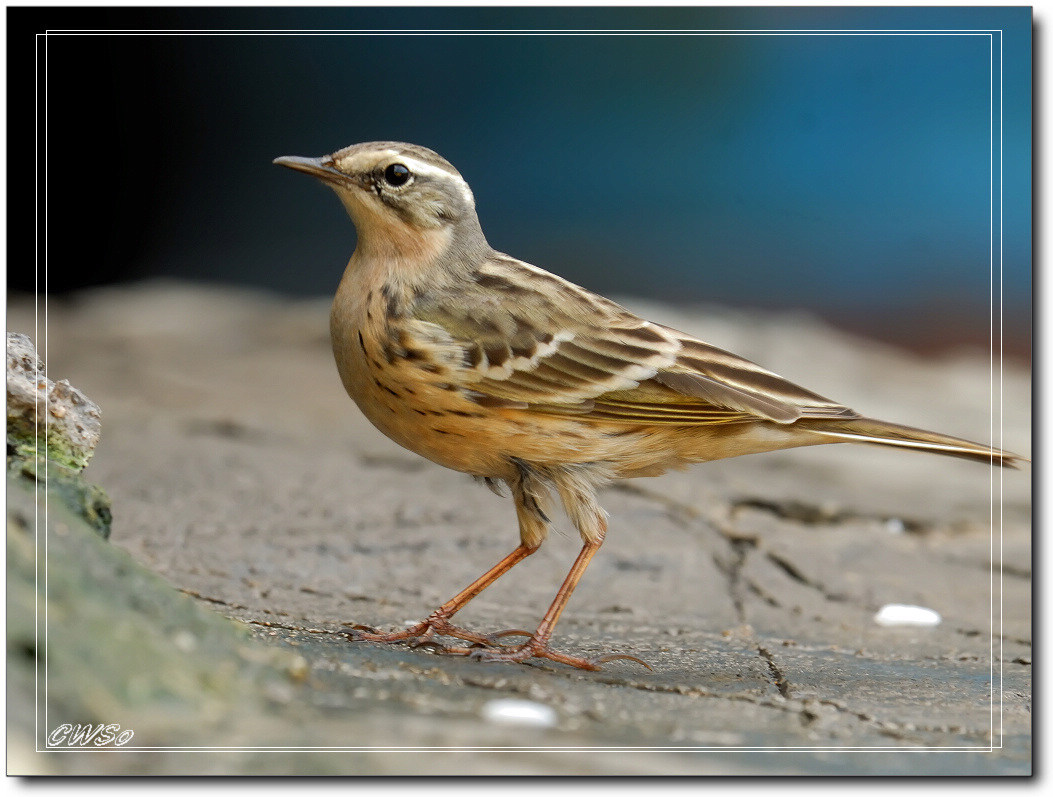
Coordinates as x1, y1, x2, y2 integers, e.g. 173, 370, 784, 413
342, 620, 651, 670
341, 622, 429, 644
593, 653, 653, 671
342, 617, 498, 648
486, 628, 534, 641
467, 640, 651, 671
344, 623, 380, 635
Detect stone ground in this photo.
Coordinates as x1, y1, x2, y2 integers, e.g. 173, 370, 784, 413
6, 282, 1031, 775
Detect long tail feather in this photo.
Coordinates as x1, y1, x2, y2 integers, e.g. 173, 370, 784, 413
797, 417, 1026, 468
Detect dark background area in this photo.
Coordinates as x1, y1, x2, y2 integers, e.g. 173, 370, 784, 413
9, 6, 1031, 358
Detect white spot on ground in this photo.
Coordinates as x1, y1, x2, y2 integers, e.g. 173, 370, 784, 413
884, 518, 907, 534
481, 699, 558, 728
874, 603, 942, 627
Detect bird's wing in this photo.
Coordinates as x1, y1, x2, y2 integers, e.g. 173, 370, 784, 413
408, 255, 857, 426
641, 327, 859, 423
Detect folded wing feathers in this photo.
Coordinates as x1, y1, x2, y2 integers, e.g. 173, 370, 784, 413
472, 324, 674, 403
455, 315, 857, 424
652, 371, 802, 423
412, 259, 856, 426
660, 332, 858, 424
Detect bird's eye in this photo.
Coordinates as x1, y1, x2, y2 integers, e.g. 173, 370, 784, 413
383, 163, 411, 187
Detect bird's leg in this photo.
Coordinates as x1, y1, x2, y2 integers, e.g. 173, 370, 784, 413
469, 536, 651, 671
345, 543, 536, 648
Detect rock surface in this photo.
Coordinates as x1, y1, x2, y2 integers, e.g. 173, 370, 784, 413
6, 282, 1031, 775
6, 331, 102, 470
6, 331, 112, 538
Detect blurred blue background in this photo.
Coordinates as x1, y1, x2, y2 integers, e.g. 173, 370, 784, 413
11, 6, 1031, 357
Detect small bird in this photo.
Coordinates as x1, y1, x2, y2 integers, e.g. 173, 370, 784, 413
275, 142, 1023, 670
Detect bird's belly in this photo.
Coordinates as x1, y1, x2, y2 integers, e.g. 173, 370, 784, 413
342, 377, 607, 477
332, 335, 828, 479
337, 365, 821, 481
331, 345, 614, 478
330, 323, 518, 476
330, 300, 828, 480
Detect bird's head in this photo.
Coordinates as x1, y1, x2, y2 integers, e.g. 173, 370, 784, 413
275, 142, 485, 263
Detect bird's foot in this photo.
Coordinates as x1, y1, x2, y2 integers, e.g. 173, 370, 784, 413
468, 636, 653, 671
343, 616, 531, 650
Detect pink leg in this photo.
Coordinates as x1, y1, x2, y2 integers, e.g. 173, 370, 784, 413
346, 544, 536, 648
469, 538, 651, 671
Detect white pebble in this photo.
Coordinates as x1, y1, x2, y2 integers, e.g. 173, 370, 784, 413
481, 699, 557, 728
884, 518, 906, 534
874, 604, 942, 627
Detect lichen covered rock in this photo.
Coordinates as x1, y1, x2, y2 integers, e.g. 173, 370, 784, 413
6, 332, 101, 471
7, 332, 110, 537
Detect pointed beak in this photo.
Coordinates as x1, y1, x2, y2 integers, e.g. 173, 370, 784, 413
272, 155, 349, 186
